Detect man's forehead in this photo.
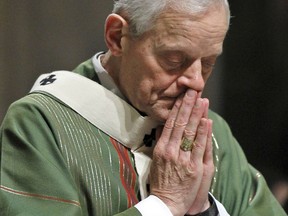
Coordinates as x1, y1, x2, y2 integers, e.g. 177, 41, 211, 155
151, 8, 227, 49
152, 26, 225, 57
154, 5, 228, 31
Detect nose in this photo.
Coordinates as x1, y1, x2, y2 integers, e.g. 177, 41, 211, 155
177, 59, 205, 91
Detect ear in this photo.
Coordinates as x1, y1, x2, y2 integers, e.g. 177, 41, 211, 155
104, 14, 129, 56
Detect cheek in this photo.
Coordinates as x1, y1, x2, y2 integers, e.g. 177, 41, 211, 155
134, 80, 155, 104
119, 70, 153, 110
121, 54, 176, 106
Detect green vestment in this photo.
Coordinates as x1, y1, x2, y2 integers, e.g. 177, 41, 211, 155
0, 59, 286, 215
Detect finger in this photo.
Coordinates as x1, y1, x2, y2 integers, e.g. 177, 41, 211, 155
190, 118, 208, 162
203, 119, 213, 163
160, 95, 183, 144
168, 89, 197, 152
203, 98, 209, 119
187, 120, 214, 214
183, 98, 205, 141
198, 119, 214, 196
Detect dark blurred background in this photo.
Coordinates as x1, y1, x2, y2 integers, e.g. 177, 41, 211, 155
1, 0, 288, 210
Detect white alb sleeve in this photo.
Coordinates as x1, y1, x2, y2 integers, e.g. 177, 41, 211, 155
135, 193, 230, 216
134, 195, 173, 216
209, 192, 230, 215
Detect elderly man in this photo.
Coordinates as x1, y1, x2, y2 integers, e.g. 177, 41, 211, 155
0, 0, 286, 215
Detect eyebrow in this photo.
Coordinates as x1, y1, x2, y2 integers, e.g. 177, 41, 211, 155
155, 43, 223, 59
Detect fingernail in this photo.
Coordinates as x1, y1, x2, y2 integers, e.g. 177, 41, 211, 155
203, 98, 209, 105
203, 98, 209, 111
186, 89, 196, 97
195, 98, 203, 108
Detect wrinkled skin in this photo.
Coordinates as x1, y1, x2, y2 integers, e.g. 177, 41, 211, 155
103, 3, 229, 216
151, 90, 214, 215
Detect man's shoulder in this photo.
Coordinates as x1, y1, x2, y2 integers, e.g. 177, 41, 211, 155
208, 109, 235, 149
2, 93, 64, 124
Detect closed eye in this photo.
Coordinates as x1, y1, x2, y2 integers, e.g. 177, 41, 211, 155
202, 56, 217, 72
158, 52, 187, 71
202, 61, 215, 69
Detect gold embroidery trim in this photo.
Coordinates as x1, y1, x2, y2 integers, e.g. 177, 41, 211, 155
0, 185, 81, 207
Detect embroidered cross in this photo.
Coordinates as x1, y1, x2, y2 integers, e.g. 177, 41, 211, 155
40, 75, 57, 85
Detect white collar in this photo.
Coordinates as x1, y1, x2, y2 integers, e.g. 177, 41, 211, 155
92, 52, 125, 100
30, 71, 159, 199
30, 71, 159, 151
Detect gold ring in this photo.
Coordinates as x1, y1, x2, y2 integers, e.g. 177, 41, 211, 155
180, 137, 194, 152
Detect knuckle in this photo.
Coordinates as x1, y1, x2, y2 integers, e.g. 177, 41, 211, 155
164, 118, 175, 129
178, 157, 190, 167
193, 141, 205, 151
192, 105, 201, 114
174, 120, 187, 128
189, 162, 203, 177
184, 129, 196, 138
154, 145, 176, 162
197, 126, 206, 136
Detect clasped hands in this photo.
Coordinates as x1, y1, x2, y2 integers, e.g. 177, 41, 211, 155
150, 89, 214, 216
